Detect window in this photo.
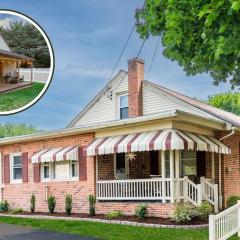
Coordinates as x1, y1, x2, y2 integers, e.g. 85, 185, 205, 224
41, 161, 79, 181
119, 95, 128, 119
114, 153, 128, 179
11, 154, 22, 182
181, 150, 196, 176
71, 161, 79, 178
43, 163, 50, 179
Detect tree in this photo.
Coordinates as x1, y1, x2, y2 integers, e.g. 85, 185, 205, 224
135, 0, 240, 89
0, 21, 50, 68
208, 92, 240, 116
0, 123, 39, 138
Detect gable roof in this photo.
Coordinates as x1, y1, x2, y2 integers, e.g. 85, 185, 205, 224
67, 70, 127, 127
145, 80, 240, 128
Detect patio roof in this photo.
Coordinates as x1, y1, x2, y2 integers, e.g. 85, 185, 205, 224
85, 128, 231, 156
0, 49, 34, 62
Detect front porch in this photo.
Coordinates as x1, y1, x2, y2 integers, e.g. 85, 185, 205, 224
86, 128, 230, 214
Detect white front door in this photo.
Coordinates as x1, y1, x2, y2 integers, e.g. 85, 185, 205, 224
114, 153, 129, 179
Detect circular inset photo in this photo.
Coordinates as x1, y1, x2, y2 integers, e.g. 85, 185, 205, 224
0, 10, 54, 114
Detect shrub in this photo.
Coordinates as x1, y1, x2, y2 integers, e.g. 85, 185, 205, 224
88, 195, 96, 216
0, 200, 9, 212
135, 204, 148, 219
196, 201, 213, 221
30, 194, 36, 213
227, 195, 240, 208
47, 195, 56, 214
10, 208, 23, 214
105, 210, 123, 219
65, 194, 72, 215
173, 202, 194, 223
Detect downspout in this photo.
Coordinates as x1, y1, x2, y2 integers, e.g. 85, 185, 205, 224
218, 126, 236, 209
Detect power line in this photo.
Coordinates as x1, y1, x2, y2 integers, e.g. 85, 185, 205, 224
106, 24, 135, 84
147, 36, 161, 79
136, 37, 147, 58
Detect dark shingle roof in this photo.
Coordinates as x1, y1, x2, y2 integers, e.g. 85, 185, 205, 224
0, 49, 34, 61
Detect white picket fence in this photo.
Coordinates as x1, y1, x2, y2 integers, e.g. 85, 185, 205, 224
209, 201, 240, 240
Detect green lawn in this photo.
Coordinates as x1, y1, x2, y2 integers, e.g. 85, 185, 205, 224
0, 82, 45, 111
0, 216, 236, 240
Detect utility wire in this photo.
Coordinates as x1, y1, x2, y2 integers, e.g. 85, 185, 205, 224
106, 24, 136, 84
147, 36, 161, 79
136, 37, 147, 58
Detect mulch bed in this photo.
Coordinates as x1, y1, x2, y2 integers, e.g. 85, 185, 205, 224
1, 212, 207, 226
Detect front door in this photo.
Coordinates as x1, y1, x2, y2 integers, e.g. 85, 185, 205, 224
114, 153, 129, 179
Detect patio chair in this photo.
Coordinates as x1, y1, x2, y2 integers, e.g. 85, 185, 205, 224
9, 71, 20, 84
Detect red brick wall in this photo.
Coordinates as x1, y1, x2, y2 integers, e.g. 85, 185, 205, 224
0, 133, 96, 213
97, 152, 150, 180
219, 132, 240, 205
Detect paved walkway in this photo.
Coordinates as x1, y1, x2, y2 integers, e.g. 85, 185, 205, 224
0, 223, 97, 240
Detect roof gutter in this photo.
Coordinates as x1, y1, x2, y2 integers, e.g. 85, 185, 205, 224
219, 127, 236, 141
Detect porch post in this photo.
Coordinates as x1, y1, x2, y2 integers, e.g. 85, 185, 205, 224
170, 150, 175, 203
161, 151, 166, 203
218, 153, 222, 209
96, 155, 98, 199
211, 152, 215, 182
31, 63, 34, 83
175, 150, 180, 201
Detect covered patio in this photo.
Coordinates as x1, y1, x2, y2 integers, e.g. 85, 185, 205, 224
85, 128, 231, 213
0, 49, 34, 92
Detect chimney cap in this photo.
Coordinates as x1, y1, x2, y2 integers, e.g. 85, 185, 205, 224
128, 58, 145, 64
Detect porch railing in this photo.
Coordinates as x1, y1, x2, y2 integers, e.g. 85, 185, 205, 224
209, 201, 240, 240
97, 178, 171, 201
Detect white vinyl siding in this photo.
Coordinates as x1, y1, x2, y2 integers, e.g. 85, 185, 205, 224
143, 83, 220, 121
0, 34, 11, 51
74, 72, 128, 126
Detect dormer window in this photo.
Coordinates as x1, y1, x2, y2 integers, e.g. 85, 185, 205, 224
119, 94, 128, 119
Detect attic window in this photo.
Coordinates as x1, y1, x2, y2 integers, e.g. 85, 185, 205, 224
119, 95, 128, 119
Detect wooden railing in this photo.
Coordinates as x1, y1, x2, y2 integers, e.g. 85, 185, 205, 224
97, 177, 219, 212
97, 178, 171, 201
202, 177, 219, 213
209, 201, 240, 240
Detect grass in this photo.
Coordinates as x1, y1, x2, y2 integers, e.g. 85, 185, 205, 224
0, 82, 45, 111
0, 216, 238, 240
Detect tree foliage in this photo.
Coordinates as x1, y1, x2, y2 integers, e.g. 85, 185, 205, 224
208, 92, 240, 116
136, 0, 240, 89
0, 21, 50, 68
0, 123, 39, 138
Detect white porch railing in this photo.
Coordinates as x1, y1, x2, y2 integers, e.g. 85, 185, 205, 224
209, 201, 240, 240
97, 177, 219, 212
202, 177, 219, 213
97, 178, 172, 201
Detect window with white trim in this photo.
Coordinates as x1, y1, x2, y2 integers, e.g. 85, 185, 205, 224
180, 150, 197, 176
41, 160, 79, 182
11, 153, 22, 182
119, 94, 128, 119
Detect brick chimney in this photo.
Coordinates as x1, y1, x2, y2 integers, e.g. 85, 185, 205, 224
128, 58, 144, 117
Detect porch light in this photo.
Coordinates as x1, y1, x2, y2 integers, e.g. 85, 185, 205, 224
126, 152, 137, 161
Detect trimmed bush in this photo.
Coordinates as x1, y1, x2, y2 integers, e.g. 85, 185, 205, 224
47, 195, 56, 214
196, 201, 213, 221
105, 210, 123, 219
30, 194, 36, 213
65, 194, 72, 215
10, 208, 23, 214
88, 195, 96, 216
0, 200, 9, 212
135, 204, 148, 219
227, 195, 240, 208
173, 202, 195, 223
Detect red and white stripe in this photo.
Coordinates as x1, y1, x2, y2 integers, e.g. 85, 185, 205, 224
85, 129, 230, 156
32, 146, 79, 163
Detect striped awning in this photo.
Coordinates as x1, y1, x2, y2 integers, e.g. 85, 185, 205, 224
32, 146, 79, 163
85, 129, 230, 156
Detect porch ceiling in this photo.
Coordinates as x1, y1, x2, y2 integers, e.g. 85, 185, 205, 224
85, 128, 231, 156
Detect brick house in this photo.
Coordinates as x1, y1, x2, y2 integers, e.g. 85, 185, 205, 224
0, 58, 239, 217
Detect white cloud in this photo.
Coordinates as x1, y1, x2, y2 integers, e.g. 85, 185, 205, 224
0, 17, 12, 28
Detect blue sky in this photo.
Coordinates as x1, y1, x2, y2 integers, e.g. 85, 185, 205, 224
0, 0, 232, 130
